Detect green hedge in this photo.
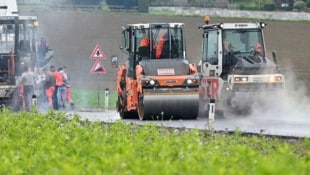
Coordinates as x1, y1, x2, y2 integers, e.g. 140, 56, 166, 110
262, 3, 276, 11
138, 0, 149, 13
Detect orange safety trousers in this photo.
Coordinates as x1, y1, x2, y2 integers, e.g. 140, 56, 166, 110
66, 87, 73, 104
19, 85, 25, 109
46, 86, 55, 109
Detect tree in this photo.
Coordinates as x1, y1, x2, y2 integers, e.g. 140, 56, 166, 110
138, 0, 149, 13
215, 0, 229, 8
106, 0, 138, 8
306, 0, 310, 8
262, 3, 276, 11
293, 0, 306, 11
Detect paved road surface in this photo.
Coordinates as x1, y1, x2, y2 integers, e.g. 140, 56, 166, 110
67, 110, 310, 138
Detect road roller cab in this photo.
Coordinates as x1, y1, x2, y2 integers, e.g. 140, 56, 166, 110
198, 18, 285, 115
113, 23, 200, 120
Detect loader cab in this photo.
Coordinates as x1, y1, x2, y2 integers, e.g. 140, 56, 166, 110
0, 18, 17, 54
0, 16, 39, 84
17, 16, 40, 71
200, 22, 268, 80
18, 20, 37, 54
0, 16, 20, 85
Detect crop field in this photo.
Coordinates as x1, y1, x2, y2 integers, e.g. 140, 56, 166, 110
0, 109, 309, 174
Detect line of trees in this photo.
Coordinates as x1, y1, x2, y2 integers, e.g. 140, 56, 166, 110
149, 0, 310, 11
19, 0, 310, 12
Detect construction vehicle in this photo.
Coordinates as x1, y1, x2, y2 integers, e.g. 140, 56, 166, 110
0, 0, 53, 108
198, 17, 285, 115
112, 23, 200, 120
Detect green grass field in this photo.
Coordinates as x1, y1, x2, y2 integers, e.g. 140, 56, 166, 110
0, 109, 309, 175
70, 88, 117, 110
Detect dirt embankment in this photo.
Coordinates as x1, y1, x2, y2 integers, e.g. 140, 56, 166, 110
21, 10, 310, 92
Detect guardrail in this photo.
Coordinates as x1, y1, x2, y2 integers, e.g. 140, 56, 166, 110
150, 7, 310, 21
108, 5, 138, 12
18, 3, 140, 12
18, 3, 102, 11
48, 4, 101, 11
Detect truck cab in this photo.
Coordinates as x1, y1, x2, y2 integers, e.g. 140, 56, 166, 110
199, 20, 285, 115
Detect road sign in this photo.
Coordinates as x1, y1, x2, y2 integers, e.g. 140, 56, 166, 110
90, 59, 106, 74
90, 44, 106, 59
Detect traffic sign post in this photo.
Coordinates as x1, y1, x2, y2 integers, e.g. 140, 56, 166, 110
90, 44, 107, 107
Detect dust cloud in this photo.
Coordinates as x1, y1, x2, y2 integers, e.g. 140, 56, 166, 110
249, 72, 310, 121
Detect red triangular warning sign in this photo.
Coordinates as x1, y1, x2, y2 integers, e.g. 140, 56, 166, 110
90, 44, 106, 59
90, 60, 106, 74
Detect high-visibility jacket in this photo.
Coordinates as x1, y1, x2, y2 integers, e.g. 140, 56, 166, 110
156, 29, 168, 59
54, 71, 63, 86
140, 37, 150, 47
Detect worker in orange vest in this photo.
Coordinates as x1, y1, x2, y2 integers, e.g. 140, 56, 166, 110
56, 67, 67, 110
50, 65, 61, 110
156, 29, 168, 59
63, 66, 74, 108
140, 36, 150, 47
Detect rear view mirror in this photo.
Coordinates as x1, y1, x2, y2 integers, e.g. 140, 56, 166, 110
272, 50, 278, 64
111, 55, 118, 68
